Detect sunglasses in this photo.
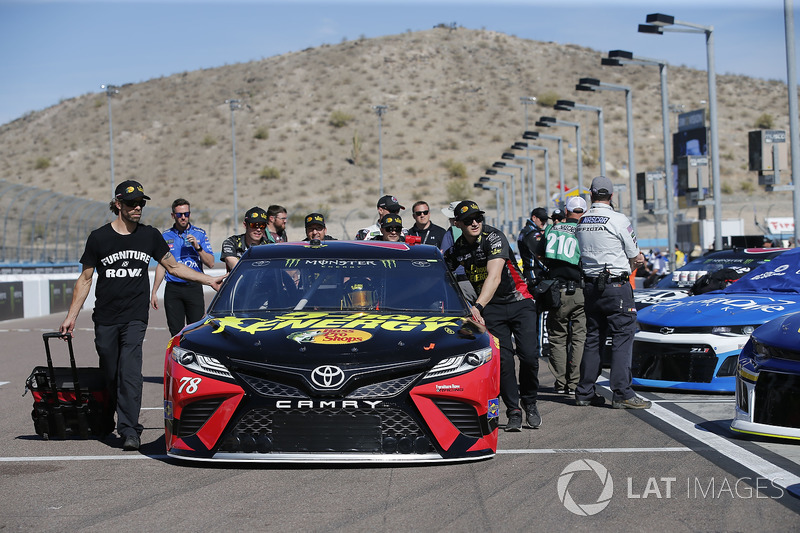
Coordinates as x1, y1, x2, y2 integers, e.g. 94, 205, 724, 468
384, 226, 402, 233
123, 199, 146, 208
247, 222, 267, 230
173, 212, 190, 218
461, 214, 484, 226
413, 210, 429, 216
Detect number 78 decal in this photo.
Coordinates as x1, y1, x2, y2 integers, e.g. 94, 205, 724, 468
178, 376, 202, 394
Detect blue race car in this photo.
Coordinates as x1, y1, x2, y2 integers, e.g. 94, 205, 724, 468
731, 311, 800, 440
631, 247, 800, 392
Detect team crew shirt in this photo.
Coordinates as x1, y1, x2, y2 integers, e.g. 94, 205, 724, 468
80, 223, 169, 325
444, 224, 532, 304
220, 234, 269, 262
537, 219, 583, 283
575, 202, 640, 277
162, 223, 212, 284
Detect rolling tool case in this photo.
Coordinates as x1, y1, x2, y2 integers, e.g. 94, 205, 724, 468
25, 332, 115, 439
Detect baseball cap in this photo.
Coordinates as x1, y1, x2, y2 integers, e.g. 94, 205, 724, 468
551, 208, 565, 221
244, 206, 268, 223
304, 212, 326, 228
442, 201, 461, 219
590, 176, 614, 195
531, 207, 549, 222
380, 213, 403, 227
115, 180, 151, 201
566, 196, 588, 213
377, 195, 405, 212
454, 200, 485, 222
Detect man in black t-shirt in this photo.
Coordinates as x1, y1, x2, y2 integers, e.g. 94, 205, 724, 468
443, 201, 541, 432
60, 180, 225, 451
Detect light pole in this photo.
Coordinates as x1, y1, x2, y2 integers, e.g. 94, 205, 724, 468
576, 78, 638, 234
785, 0, 800, 246
513, 143, 550, 210
498, 157, 527, 215
604, 50, 675, 270
474, 182, 502, 231
554, 100, 605, 177
226, 99, 241, 234
505, 150, 539, 208
487, 166, 517, 227
478, 176, 508, 231
520, 96, 538, 130
537, 116, 584, 196
524, 131, 564, 207
639, 13, 722, 251
101, 84, 118, 199
373, 105, 388, 196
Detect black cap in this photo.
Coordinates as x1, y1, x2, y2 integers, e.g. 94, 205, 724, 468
304, 212, 326, 228
531, 207, 549, 222
380, 213, 403, 228
377, 195, 405, 212
454, 200, 485, 222
244, 206, 268, 223
115, 180, 151, 201
551, 208, 565, 221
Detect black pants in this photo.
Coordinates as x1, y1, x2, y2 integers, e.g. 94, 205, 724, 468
164, 281, 205, 336
94, 320, 147, 439
577, 280, 637, 403
482, 298, 540, 414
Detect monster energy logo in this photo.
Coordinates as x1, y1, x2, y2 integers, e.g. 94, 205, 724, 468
381, 260, 397, 268
285, 259, 301, 267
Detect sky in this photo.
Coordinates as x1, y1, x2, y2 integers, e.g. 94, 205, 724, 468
0, 0, 797, 126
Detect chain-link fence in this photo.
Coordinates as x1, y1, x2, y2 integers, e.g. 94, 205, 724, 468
0, 180, 233, 265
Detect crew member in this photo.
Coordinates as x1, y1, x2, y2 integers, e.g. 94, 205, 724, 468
356, 195, 406, 240
265, 205, 288, 243
444, 201, 541, 431
374, 213, 406, 242
220, 207, 270, 271
151, 198, 215, 337
575, 176, 651, 409
302, 212, 336, 241
407, 200, 446, 247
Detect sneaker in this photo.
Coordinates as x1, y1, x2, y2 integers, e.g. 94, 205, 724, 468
612, 396, 652, 410
122, 434, 141, 451
505, 410, 522, 432
575, 395, 605, 407
524, 403, 542, 429
552, 385, 570, 395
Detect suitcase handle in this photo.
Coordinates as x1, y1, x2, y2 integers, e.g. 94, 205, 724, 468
43, 331, 71, 339
42, 332, 83, 399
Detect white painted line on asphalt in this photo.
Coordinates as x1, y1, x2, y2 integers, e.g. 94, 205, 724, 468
650, 399, 735, 404
0, 455, 169, 462
141, 407, 163, 410
644, 402, 800, 496
0, 381, 9, 387
499, 447, 691, 454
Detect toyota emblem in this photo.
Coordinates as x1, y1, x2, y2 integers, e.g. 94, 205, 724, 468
660, 327, 675, 335
311, 365, 345, 388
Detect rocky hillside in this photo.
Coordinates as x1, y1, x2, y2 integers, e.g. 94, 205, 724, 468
1, 27, 794, 245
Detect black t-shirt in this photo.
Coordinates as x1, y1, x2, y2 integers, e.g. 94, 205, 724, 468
444, 224, 532, 304
80, 223, 169, 325
406, 222, 447, 247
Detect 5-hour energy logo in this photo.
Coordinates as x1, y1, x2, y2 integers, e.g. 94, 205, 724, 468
209, 312, 462, 335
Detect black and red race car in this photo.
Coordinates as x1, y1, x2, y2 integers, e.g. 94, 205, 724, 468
164, 240, 499, 463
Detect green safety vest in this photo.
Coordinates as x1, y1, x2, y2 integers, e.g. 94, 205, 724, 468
543, 222, 580, 266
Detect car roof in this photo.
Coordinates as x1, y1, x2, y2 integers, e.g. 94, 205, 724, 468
243, 240, 444, 261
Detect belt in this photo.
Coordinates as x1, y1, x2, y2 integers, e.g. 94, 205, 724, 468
585, 274, 629, 283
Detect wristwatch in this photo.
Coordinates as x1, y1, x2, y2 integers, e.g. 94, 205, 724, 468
474, 302, 484, 313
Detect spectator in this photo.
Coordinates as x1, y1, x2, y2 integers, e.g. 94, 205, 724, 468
150, 198, 215, 336
220, 207, 270, 272
444, 200, 541, 431
575, 176, 651, 410
266, 205, 288, 243
407, 200, 446, 247
356, 195, 406, 240
302, 212, 336, 241
538, 196, 587, 395
645, 248, 668, 287
59, 180, 224, 451
674, 244, 686, 269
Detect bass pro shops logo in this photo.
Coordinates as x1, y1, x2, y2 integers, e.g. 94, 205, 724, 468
557, 459, 614, 516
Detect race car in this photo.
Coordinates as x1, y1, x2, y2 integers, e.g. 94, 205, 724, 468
631, 247, 800, 392
164, 240, 500, 463
634, 247, 788, 310
731, 311, 800, 440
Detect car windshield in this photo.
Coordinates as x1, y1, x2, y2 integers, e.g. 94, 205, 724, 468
210, 257, 469, 315
653, 249, 787, 289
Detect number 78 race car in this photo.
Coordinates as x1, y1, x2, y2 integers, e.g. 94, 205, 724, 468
164, 241, 500, 463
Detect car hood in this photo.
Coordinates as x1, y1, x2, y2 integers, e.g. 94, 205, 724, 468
751, 310, 800, 353
179, 311, 488, 368
637, 293, 800, 327
720, 247, 800, 295
634, 288, 690, 309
